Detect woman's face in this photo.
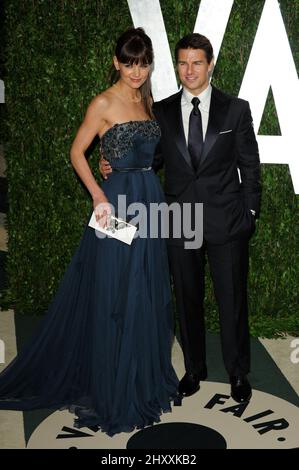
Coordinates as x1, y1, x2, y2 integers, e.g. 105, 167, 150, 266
113, 56, 151, 89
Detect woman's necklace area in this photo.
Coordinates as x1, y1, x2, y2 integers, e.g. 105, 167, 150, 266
112, 84, 142, 103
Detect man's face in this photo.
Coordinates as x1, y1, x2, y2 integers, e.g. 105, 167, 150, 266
177, 48, 213, 95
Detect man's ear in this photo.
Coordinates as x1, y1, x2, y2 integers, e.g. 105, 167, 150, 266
113, 56, 120, 71
208, 59, 215, 77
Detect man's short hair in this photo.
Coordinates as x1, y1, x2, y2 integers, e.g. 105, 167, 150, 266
175, 33, 214, 64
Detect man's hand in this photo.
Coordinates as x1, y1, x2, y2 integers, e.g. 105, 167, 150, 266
99, 158, 112, 180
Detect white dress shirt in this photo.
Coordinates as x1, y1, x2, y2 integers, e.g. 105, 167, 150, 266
181, 84, 212, 145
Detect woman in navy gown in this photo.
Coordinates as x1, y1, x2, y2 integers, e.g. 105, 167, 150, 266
0, 28, 178, 436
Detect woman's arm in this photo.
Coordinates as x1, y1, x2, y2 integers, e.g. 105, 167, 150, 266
70, 95, 111, 225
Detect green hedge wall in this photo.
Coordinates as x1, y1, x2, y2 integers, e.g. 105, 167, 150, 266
1, 0, 298, 337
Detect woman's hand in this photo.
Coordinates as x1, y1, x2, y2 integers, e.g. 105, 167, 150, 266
93, 193, 112, 229
99, 158, 113, 180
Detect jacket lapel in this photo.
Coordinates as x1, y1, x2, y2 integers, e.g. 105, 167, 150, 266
199, 86, 230, 167
165, 90, 193, 169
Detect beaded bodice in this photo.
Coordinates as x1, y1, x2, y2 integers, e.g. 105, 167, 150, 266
100, 120, 161, 169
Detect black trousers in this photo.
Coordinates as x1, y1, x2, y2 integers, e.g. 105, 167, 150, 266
168, 238, 250, 377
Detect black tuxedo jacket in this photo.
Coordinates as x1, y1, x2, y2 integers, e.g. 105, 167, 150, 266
153, 85, 262, 245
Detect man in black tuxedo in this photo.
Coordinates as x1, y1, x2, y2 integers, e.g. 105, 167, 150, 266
152, 33, 261, 403
100, 33, 261, 403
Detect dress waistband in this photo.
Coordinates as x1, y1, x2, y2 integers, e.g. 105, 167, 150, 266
112, 166, 152, 172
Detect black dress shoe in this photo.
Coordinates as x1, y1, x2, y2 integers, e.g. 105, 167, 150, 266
178, 369, 207, 397
230, 375, 252, 403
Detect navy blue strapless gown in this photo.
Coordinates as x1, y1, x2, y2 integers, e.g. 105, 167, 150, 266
0, 120, 179, 436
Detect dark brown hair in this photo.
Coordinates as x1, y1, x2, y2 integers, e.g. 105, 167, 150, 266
175, 33, 214, 64
111, 27, 154, 119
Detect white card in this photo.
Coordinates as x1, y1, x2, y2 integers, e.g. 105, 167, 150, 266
88, 212, 137, 245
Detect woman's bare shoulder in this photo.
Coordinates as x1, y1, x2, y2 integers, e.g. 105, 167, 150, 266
90, 87, 116, 111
